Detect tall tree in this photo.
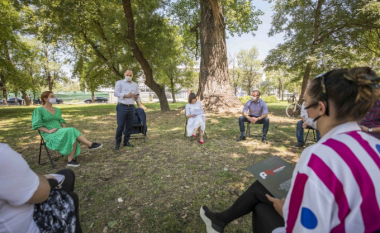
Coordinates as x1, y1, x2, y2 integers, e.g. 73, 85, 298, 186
266, 0, 380, 103
171, 0, 263, 110
237, 46, 261, 94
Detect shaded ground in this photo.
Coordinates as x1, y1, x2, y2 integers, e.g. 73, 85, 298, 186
0, 102, 306, 233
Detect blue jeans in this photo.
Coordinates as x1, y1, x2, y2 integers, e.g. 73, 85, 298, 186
296, 120, 321, 144
239, 115, 269, 138
115, 104, 135, 145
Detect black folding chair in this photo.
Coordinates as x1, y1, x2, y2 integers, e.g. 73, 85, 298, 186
38, 130, 63, 168
245, 122, 262, 138
130, 108, 147, 142
304, 126, 317, 143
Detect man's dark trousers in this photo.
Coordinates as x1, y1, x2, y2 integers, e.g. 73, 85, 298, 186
115, 104, 135, 145
239, 115, 269, 138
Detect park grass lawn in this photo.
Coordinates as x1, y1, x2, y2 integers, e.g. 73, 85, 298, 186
0, 101, 304, 233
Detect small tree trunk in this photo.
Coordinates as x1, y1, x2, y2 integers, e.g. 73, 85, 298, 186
15, 92, 18, 105
198, 0, 242, 110
21, 90, 32, 106
298, 63, 313, 104
47, 72, 53, 91
122, 0, 170, 112
170, 76, 177, 103
2, 84, 8, 106
91, 91, 95, 103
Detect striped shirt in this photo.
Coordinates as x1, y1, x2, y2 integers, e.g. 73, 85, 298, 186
274, 122, 380, 233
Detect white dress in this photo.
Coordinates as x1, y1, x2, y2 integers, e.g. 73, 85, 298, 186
185, 101, 206, 137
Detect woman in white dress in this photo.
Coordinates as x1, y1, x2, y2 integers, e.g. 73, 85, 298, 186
186, 93, 206, 144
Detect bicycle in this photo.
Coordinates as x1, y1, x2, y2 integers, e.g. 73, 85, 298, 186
286, 93, 301, 119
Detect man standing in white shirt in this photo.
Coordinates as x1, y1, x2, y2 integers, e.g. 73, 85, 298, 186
114, 69, 140, 150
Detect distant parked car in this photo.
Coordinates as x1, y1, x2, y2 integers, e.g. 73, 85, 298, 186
56, 98, 63, 104
7, 98, 23, 105
84, 96, 108, 103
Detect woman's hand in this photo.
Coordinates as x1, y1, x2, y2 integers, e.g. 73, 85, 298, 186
191, 114, 196, 118
49, 128, 58, 134
266, 194, 285, 217
43, 174, 58, 181
360, 125, 369, 132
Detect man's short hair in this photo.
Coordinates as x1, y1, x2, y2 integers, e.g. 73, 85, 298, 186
252, 90, 261, 96
125, 69, 133, 72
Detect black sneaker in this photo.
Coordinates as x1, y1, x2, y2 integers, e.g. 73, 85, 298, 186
262, 137, 268, 144
114, 144, 120, 150
123, 141, 134, 147
237, 135, 246, 141
292, 142, 305, 148
89, 142, 103, 150
67, 159, 80, 167
200, 206, 226, 233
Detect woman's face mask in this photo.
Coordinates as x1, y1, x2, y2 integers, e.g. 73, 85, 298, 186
49, 98, 57, 104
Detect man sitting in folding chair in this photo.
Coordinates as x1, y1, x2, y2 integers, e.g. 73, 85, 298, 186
292, 101, 321, 148
237, 90, 269, 143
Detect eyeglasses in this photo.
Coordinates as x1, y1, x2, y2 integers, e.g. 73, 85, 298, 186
304, 71, 332, 117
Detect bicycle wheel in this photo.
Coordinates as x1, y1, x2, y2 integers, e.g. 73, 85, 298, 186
286, 104, 301, 119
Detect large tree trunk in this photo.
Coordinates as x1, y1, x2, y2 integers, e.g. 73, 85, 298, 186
21, 90, 32, 106
122, 0, 170, 111
198, 0, 242, 110
0, 75, 7, 106
170, 76, 177, 103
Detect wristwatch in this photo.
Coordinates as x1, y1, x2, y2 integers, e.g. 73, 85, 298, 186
369, 128, 373, 133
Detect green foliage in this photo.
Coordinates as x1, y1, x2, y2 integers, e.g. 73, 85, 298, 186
261, 95, 279, 103
239, 95, 278, 105
236, 46, 262, 94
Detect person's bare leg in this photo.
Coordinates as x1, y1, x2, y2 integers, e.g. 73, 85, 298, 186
76, 135, 92, 147
68, 141, 77, 162
199, 127, 204, 142
193, 127, 198, 136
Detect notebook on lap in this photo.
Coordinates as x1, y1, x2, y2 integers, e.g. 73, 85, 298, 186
246, 156, 294, 199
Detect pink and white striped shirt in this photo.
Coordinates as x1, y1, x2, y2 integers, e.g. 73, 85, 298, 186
275, 122, 380, 233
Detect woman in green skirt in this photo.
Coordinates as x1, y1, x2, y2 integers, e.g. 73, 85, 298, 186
32, 91, 103, 167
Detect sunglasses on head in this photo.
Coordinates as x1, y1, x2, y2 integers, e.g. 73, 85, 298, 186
304, 71, 333, 118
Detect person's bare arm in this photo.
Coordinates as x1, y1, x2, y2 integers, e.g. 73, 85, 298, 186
38, 127, 58, 134
61, 123, 66, 128
27, 175, 51, 204
242, 112, 252, 120
258, 114, 268, 120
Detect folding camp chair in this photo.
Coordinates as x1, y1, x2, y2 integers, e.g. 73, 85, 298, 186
38, 130, 63, 168
130, 108, 147, 142
245, 122, 262, 138
304, 126, 317, 143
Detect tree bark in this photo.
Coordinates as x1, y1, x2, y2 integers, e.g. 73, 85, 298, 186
122, 0, 170, 111
170, 76, 177, 103
198, 0, 242, 110
21, 90, 32, 106
91, 90, 95, 103
0, 76, 8, 106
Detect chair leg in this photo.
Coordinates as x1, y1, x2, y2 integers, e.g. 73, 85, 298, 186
43, 144, 55, 168
39, 139, 43, 165
246, 122, 250, 137
304, 129, 310, 143
313, 129, 316, 142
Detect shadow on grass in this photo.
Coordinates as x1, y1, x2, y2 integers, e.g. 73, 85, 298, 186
0, 101, 304, 233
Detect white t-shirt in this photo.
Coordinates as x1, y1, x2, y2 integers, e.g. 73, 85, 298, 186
0, 143, 40, 233
274, 122, 380, 232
